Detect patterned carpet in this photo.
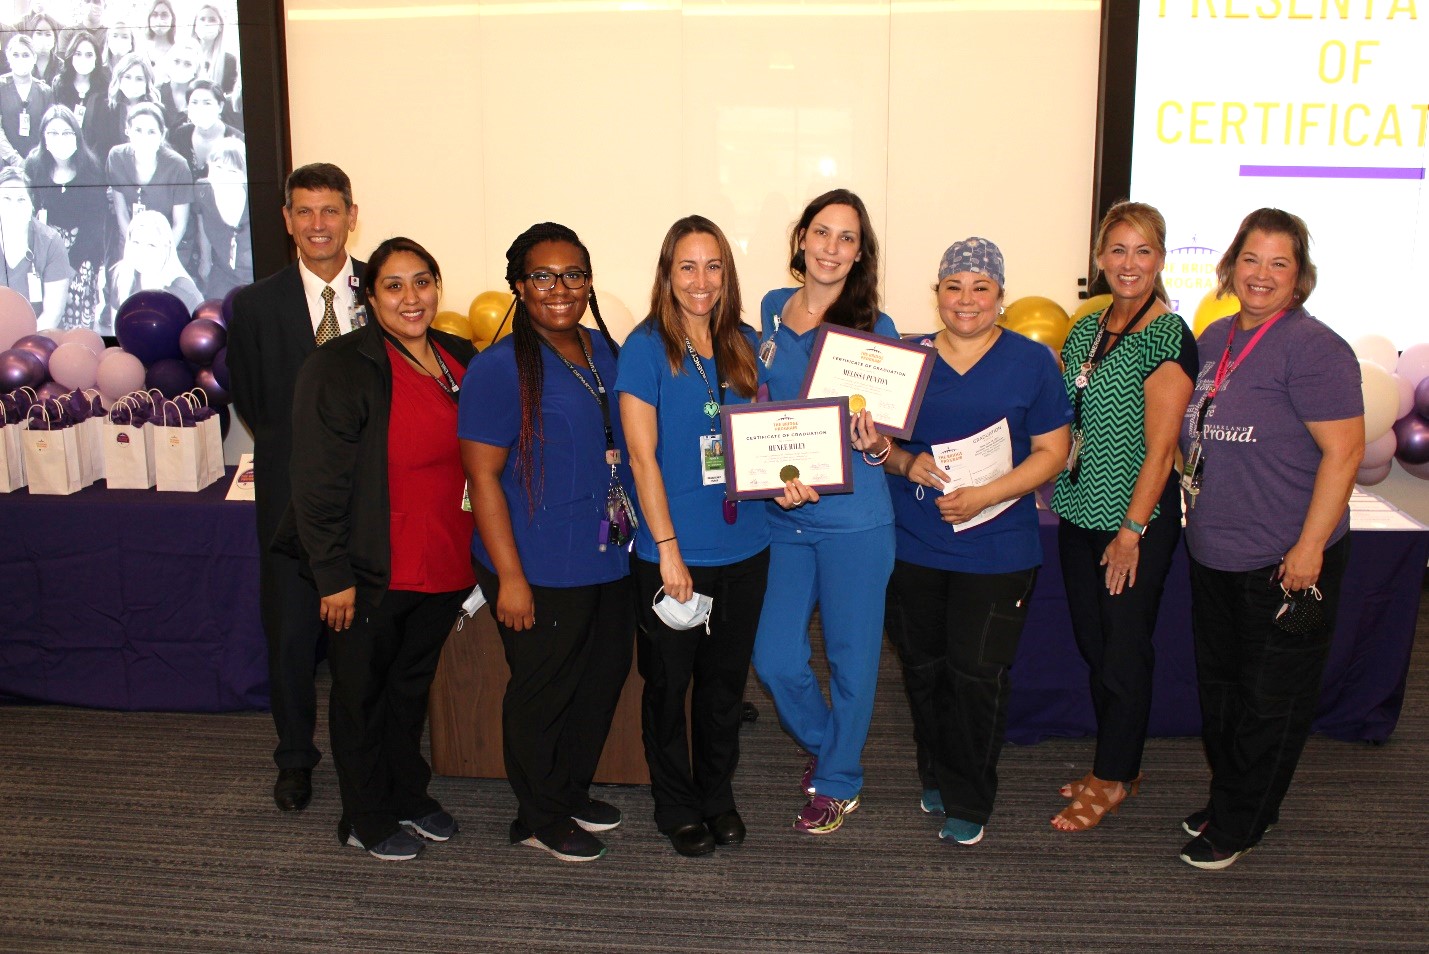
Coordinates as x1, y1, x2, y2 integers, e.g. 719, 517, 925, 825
2, 592, 1426, 953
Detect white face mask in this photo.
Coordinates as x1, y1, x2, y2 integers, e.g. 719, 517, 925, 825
651, 588, 713, 634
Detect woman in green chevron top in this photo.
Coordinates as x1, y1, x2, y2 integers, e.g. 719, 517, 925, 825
1049, 201, 1198, 832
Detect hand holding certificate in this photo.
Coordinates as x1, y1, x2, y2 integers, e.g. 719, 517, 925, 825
720, 398, 852, 500
930, 418, 1017, 531
799, 325, 935, 440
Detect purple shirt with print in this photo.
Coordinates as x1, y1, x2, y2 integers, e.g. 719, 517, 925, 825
1179, 307, 1362, 572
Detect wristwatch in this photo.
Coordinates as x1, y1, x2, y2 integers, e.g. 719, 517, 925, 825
1121, 517, 1148, 537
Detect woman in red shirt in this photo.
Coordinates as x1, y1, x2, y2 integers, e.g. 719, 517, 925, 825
285, 236, 477, 862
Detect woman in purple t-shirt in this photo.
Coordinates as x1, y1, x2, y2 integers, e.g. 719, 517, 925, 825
1176, 208, 1364, 871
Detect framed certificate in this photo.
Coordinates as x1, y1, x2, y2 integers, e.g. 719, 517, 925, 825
799, 325, 935, 440
720, 398, 852, 501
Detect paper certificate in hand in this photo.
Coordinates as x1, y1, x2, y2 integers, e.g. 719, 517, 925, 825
930, 418, 1016, 532
720, 398, 852, 500
799, 325, 935, 440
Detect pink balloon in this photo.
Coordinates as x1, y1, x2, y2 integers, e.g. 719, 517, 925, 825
1395, 343, 1429, 388
1398, 458, 1429, 480
1394, 373, 1415, 420
1356, 461, 1392, 486
49, 341, 101, 390
0, 288, 37, 351
38, 328, 65, 342
62, 328, 105, 355
95, 350, 146, 403
1363, 428, 1398, 468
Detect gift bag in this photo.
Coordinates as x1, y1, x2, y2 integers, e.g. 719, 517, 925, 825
0, 418, 25, 493
180, 390, 225, 488
154, 400, 205, 492
58, 390, 103, 488
102, 399, 157, 489
22, 403, 83, 495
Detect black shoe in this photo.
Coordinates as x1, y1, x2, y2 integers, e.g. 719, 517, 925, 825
668, 823, 716, 857
1182, 808, 1210, 837
519, 818, 607, 862
1179, 833, 1250, 870
345, 828, 424, 862
274, 768, 312, 812
572, 797, 622, 833
706, 809, 746, 846
401, 810, 459, 842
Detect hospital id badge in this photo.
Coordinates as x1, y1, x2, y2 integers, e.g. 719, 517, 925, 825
17, 109, 28, 139
700, 433, 726, 486
1181, 440, 1204, 501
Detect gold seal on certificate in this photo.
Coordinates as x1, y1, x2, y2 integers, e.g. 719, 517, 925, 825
799, 325, 935, 440
719, 398, 853, 501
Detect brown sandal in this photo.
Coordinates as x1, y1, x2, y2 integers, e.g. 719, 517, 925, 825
1060, 771, 1142, 799
1050, 774, 1142, 831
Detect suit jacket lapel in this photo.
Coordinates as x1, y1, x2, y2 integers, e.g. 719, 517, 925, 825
278, 264, 316, 359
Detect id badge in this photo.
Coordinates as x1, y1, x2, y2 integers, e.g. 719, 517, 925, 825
700, 433, 726, 486
758, 337, 777, 368
1181, 440, 1203, 500
1067, 429, 1084, 475
17, 109, 29, 139
461, 484, 471, 513
26, 271, 42, 303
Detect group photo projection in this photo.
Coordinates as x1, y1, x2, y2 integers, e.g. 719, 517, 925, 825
0, 0, 247, 335
1129, 0, 1426, 348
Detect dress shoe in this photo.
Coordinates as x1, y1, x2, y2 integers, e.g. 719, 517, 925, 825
668, 822, 716, 857
705, 810, 746, 846
274, 767, 312, 812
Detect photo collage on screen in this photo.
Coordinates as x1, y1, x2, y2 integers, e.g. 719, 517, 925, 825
0, 0, 248, 335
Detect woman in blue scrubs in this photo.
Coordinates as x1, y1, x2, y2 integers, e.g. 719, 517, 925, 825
751, 189, 897, 836
618, 215, 769, 857
459, 222, 636, 864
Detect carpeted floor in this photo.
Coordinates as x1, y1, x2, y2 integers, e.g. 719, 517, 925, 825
2, 592, 1427, 953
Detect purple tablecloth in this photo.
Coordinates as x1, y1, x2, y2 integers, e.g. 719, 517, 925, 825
0, 470, 266, 712
1008, 511, 1429, 744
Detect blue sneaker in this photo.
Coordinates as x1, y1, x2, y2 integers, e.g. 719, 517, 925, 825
939, 817, 985, 845
920, 788, 944, 814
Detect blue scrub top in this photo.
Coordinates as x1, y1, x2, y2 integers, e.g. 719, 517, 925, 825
457, 332, 633, 588
757, 287, 897, 534
615, 320, 769, 566
888, 329, 1072, 574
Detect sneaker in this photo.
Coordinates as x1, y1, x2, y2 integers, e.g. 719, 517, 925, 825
572, 798, 622, 833
938, 817, 985, 845
345, 828, 424, 861
520, 818, 607, 862
1182, 809, 1273, 839
1179, 834, 1250, 870
793, 793, 860, 835
401, 810, 459, 842
920, 788, 944, 814
800, 755, 817, 796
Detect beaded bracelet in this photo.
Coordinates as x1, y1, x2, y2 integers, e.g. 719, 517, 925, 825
862, 439, 893, 466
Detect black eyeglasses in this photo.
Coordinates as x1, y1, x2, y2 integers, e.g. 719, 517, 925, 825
524, 269, 589, 291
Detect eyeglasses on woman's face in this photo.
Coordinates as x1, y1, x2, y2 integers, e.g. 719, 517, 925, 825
524, 269, 590, 291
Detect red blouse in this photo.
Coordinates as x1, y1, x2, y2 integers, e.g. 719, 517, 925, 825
385, 341, 475, 593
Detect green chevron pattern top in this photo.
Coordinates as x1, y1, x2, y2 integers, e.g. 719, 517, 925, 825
1051, 309, 1189, 531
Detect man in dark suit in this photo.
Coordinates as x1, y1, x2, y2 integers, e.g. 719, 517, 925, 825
228, 163, 363, 812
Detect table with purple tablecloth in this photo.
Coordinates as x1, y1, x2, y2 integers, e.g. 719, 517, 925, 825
1008, 508, 1429, 744
0, 471, 266, 712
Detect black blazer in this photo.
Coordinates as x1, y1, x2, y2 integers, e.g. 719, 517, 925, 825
274, 322, 476, 607
227, 258, 365, 543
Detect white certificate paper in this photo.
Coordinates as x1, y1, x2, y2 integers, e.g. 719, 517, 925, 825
930, 418, 1016, 532
799, 326, 934, 440
721, 398, 852, 500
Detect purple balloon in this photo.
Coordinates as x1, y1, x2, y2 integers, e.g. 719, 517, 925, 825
1415, 378, 1429, 420
195, 367, 229, 406
145, 357, 196, 399
1392, 413, 1429, 465
179, 318, 227, 366
35, 381, 68, 402
0, 348, 47, 390
12, 333, 58, 364
115, 290, 192, 366
193, 298, 225, 328
210, 346, 229, 392
1356, 461, 1392, 486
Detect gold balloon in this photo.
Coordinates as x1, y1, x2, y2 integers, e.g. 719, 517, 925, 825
1070, 293, 1113, 324
469, 291, 515, 350
1001, 296, 1072, 352
431, 310, 472, 339
1193, 289, 1240, 337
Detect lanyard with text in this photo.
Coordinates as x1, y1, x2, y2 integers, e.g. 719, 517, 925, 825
542, 333, 639, 550
683, 336, 738, 523
1182, 309, 1287, 507
383, 332, 460, 405
1066, 295, 1157, 482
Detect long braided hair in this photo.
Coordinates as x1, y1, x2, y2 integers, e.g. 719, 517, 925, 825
505, 222, 620, 513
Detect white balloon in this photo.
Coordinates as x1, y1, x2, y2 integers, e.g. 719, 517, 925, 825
586, 292, 636, 345
1360, 359, 1400, 443
1394, 373, 1415, 420
1396, 343, 1429, 388
1351, 334, 1399, 372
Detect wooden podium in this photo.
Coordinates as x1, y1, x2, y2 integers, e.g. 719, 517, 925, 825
427, 609, 651, 785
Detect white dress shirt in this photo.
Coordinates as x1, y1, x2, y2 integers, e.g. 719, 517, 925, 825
297, 256, 361, 338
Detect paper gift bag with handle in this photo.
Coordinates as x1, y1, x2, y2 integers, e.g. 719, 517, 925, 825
102, 396, 157, 489
57, 390, 103, 488
178, 390, 225, 488
21, 402, 83, 495
154, 399, 205, 492
0, 387, 39, 493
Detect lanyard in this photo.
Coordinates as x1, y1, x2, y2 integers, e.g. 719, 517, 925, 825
1071, 295, 1157, 433
683, 336, 724, 432
543, 332, 616, 454
382, 332, 460, 405
1191, 309, 1286, 438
